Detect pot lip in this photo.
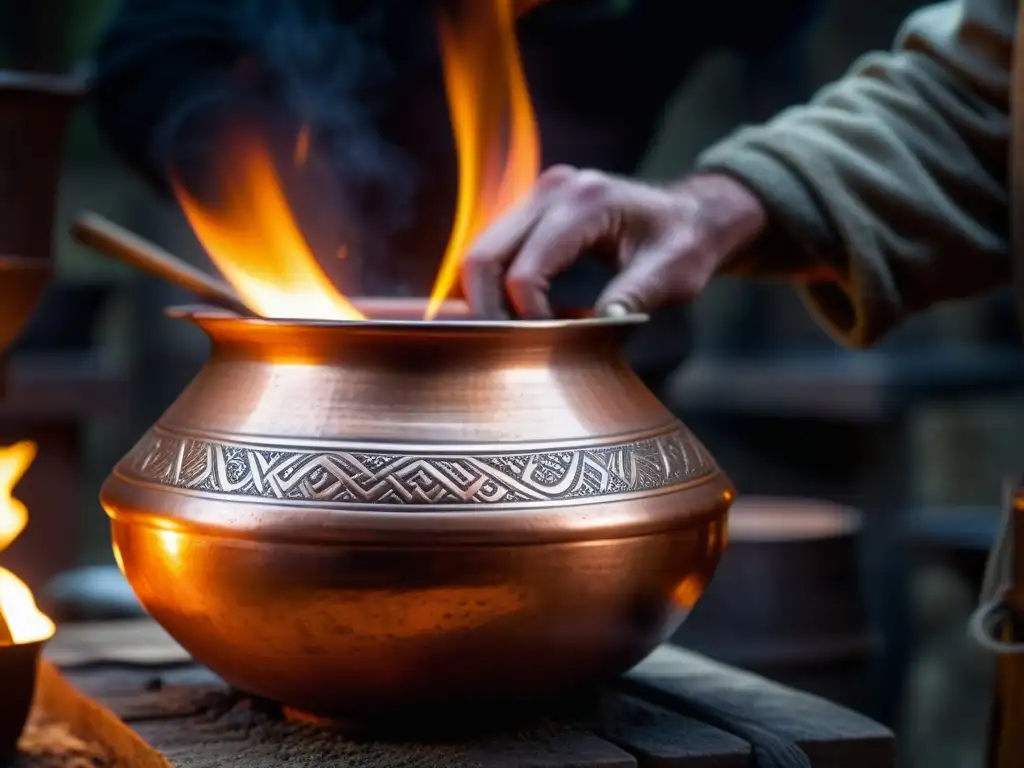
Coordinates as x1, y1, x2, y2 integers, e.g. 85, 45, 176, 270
165, 300, 649, 332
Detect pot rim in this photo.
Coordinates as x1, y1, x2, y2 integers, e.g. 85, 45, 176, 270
165, 298, 649, 332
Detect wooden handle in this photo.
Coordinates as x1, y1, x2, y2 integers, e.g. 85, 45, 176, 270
71, 212, 253, 316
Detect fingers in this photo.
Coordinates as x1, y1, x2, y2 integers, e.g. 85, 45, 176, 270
461, 166, 715, 319
460, 203, 539, 319
464, 166, 632, 319
596, 234, 719, 316
601, 301, 632, 318
460, 165, 579, 318
594, 254, 674, 316
504, 201, 615, 318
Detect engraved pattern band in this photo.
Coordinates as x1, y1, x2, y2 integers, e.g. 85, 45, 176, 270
119, 425, 717, 508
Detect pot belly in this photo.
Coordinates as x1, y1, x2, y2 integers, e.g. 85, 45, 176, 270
109, 510, 724, 717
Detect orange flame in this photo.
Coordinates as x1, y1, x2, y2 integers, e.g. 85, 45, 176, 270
172, 135, 365, 321
0, 440, 56, 645
426, 0, 542, 319
173, 1, 546, 321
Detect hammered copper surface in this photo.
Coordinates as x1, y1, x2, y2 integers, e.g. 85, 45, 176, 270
101, 299, 733, 719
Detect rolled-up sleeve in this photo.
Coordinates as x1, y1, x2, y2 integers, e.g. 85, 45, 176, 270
698, 0, 1015, 347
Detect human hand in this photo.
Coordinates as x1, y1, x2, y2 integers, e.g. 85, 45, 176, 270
460, 167, 768, 318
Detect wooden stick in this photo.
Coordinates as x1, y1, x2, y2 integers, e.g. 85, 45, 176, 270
34, 660, 173, 768
71, 212, 254, 317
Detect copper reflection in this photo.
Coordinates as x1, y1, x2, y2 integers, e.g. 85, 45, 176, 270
100, 299, 733, 721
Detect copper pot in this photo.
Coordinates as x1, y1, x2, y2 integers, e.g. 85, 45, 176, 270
100, 299, 732, 721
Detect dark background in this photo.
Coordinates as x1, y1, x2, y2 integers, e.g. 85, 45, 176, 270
1, 1, 1019, 766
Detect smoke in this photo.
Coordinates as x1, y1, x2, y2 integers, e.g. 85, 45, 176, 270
232, 0, 433, 293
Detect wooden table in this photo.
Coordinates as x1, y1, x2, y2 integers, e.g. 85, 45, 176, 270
36, 620, 895, 767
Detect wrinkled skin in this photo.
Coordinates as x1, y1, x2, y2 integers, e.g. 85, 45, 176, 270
461, 167, 769, 319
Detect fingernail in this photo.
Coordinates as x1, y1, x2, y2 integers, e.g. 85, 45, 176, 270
602, 302, 630, 318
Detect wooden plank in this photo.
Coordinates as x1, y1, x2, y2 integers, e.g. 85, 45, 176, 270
64, 665, 638, 768
461, 731, 636, 768
599, 695, 749, 768
48, 622, 896, 767
130, 714, 638, 768
66, 661, 756, 767
48, 621, 748, 766
47, 619, 189, 669
625, 646, 895, 767
15, 660, 172, 768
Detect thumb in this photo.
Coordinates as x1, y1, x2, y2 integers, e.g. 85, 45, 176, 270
596, 260, 674, 316
597, 238, 721, 316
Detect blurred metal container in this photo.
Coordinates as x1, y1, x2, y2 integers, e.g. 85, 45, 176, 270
672, 496, 876, 712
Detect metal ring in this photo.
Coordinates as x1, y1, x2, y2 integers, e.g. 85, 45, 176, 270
968, 596, 1024, 654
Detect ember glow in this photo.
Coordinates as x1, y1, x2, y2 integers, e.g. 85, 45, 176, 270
171, 0, 544, 321
0, 440, 55, 645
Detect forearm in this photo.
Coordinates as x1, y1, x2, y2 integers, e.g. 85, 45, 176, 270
698, 0, 1013, 347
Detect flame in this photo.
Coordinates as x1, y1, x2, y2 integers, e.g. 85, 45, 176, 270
426, 0, 543, 319
172, 1, 547, 321
670, 575, 706, 611
172, 134, 365, 321
0, 440, 55, 645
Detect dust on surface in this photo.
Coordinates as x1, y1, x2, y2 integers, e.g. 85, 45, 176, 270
135, 686, 601, 768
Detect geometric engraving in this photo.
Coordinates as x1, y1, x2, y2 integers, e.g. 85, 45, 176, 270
119, 425, 718, 508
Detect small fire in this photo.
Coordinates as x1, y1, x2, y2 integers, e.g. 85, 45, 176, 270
172, 134, 365, 321
171, 0, 545, 321
0, 441, 55, 646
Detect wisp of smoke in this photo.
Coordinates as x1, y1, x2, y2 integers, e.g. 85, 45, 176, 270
234, 0, 429, 288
